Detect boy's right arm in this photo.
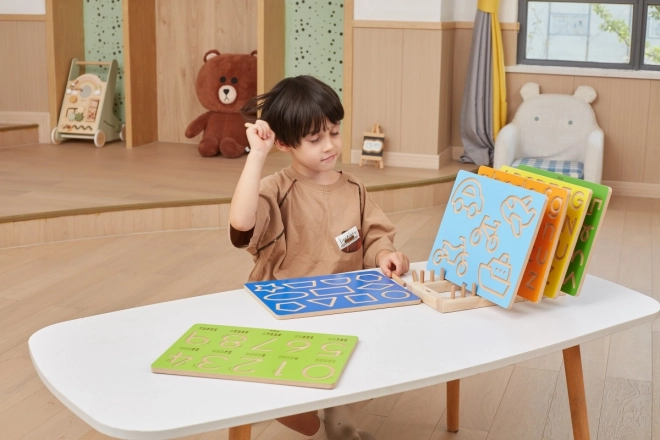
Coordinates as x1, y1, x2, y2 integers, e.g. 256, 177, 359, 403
229, 121, 276, 231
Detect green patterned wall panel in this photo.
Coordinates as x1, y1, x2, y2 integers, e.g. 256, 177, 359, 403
83, 0, 125, 123
285, 0, 344, 98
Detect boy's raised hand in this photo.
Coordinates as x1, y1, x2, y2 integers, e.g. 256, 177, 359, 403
377, 250, 410, 278
244, 120, 276, 154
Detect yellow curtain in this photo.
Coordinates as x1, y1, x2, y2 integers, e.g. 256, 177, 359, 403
477, 0, 499, 14
478, 0, 507, 139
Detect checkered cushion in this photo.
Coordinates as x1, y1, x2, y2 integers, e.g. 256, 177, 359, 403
511, 158, 584, 179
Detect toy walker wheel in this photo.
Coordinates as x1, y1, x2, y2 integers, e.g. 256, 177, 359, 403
94, 130, 106, 148
51, 128, 63, 145
119, 124, 126, 142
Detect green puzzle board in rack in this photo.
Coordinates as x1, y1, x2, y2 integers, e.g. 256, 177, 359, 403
151, 324, 358, 389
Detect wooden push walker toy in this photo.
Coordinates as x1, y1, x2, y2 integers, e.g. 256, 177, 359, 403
51, 58, 125, 148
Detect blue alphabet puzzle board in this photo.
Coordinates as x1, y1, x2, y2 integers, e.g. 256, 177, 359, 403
244, 271, 420, 319
426, 171, 548, 309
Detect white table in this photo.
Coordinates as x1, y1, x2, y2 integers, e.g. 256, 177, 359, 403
29, 262, 660, 440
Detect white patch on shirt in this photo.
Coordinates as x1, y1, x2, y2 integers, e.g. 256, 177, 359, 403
335, 226, 360, 250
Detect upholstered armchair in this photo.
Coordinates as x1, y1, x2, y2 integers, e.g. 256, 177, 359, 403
493, 82, 604, 184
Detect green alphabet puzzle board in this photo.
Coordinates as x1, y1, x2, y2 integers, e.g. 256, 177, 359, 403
517, 165, 611, 296
151, 324, 358, 389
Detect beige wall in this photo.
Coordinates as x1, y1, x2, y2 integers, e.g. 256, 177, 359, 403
155, 0, 257, 143
351, 23, 516, 168
0, 19, 48, 112
352, 26, 453, 166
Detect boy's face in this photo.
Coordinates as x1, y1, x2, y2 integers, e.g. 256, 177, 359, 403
278, 122, 342, 178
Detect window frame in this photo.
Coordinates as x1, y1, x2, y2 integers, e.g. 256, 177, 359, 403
517, 0, 660, 70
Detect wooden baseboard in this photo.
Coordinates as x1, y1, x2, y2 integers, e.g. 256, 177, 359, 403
602, 180, 660, 198
0, 111, 50, 143
351, 149, 440, 170
0, 125, 39, 148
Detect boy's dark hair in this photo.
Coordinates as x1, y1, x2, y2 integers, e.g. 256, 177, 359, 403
240, 75, 344, 148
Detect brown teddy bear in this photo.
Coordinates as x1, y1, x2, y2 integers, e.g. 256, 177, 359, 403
185, 49, 257, 157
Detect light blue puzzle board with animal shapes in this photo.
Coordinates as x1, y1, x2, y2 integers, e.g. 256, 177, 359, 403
426, 171, 548, 309
244, 271, 421, 319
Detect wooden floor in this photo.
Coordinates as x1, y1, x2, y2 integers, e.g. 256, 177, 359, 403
0, 142, 474, 221
1, 195, 659, 439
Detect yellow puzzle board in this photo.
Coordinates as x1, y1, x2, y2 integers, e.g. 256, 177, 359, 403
501, 166, 592, 298
478, 167, 568, 302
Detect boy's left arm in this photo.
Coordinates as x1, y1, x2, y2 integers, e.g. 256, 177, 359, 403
360, 191, 410, 277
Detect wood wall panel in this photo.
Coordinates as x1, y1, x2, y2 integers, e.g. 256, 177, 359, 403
401, 30, 441, 156
342, 0, 354, 160
0, 21, 48, 112
258, 0, 284, 95
644, 81, 660, 184
451, 29, 472, 148
156, 0, 257, 143
577, 77, 650, 182
124, 0, 158, 148
438, 29, 455, 157
353, 28, 403, 155
46, 0, 84, 130
502, 29, 517, 68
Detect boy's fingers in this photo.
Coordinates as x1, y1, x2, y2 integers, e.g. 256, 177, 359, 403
390, 254, 408, 276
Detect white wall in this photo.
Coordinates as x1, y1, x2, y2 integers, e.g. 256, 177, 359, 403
440, 0, 455, 22
453, 0, 518, 22
355, 0, 518, 23
0, 0, 45, 14
354, 0, 442, 22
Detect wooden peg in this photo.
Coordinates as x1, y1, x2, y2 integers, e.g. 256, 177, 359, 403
420, 270, 425, 284
412, 270, 419, 282
430, 270, 435, 282
450, 285, 456, 299
471, 282, 476, 296
391, 273, 406, 288
440, 268, 445, 281
461, 283, 466, 298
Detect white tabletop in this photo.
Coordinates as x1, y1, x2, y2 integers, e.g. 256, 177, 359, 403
29, 262, 660, 440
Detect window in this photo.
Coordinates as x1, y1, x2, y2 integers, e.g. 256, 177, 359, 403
518, 0, 660, 70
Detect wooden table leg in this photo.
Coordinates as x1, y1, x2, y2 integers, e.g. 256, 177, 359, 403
229, 424, 251, 440
447, 379, 460, 433
563, 345, 590, 440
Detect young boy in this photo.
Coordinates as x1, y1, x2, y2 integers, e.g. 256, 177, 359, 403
229, 75, 409, 440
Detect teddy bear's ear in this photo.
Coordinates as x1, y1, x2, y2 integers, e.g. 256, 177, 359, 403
250, 50, 257, 56
520, 82, 540, 101
574, 85, 597, 103
203, 50, 221, 63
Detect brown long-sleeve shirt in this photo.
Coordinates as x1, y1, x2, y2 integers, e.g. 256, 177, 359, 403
230, 166, 397, 282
